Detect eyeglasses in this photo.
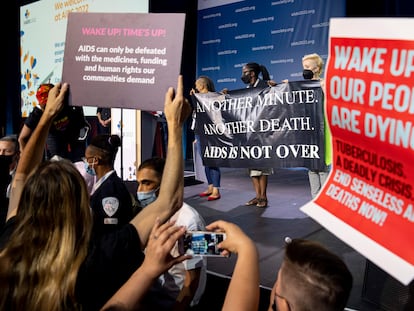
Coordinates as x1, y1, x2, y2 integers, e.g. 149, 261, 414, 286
272, 292, 291, 311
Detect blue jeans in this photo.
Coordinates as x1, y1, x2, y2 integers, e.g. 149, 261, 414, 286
205, 166, 221, 188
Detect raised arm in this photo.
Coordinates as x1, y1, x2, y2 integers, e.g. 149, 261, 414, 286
130, 75, 191, 247
7, 83, 68, 220
18, 124, 32, 153
206, 220, 260, 311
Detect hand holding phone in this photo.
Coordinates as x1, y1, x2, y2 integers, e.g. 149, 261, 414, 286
180, 231, 227, 257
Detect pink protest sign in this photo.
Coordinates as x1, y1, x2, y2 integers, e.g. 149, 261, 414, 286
62, 12, 185, 110
301, 18, 414, 285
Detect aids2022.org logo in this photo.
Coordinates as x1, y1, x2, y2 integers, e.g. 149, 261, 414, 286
23, 9, 37, 25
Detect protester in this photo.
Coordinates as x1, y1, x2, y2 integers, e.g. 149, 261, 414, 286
301, 53, 331, 198
267, 238, 353, 311
190, 75, 222, 201
0, 76, 192, 310
240, 62, 273, 208
136, 157, 207, 310
18, 83, 88, 162
18, 83, 53, 154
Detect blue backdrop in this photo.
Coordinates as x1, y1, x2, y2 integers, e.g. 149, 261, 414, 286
196, 0, 346, 91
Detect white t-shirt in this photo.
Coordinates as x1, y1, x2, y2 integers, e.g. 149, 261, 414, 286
148, 202, 207, 309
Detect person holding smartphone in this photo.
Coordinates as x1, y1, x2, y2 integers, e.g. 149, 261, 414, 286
103, 219, 260, 311
203, 220, 260, 311
136, 157, 207, 311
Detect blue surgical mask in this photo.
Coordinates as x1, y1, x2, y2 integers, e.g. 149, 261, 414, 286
137, 187, 159, 208
84, 160, 96, 176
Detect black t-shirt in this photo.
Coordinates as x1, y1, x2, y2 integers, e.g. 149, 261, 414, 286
24, 105, 86, 161
49, 105, 85, 142
76, 224, 144, 310
24, 106, 43, 130
25, 105, 85, 142
97, 107, 111, 121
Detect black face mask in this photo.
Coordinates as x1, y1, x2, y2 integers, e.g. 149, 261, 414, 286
241, 74, 251, 84
302, 69, 314, 80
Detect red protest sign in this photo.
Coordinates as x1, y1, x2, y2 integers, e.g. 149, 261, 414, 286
301, 18, 414, 285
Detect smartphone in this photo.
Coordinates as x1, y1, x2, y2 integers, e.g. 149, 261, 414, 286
180, 231, 226, 256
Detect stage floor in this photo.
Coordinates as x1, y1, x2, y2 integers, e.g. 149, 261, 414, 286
183, 166, 408, 311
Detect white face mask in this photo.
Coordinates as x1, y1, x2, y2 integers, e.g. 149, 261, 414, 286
137, 187, 159, 208
83, 158, 97, 176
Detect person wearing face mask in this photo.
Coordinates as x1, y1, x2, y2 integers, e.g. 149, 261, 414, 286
240, 62, 274, 208
84, 133, 134, 238
0, 134, 20, 230
302, 53, 332, 198
136, 156, 207, 311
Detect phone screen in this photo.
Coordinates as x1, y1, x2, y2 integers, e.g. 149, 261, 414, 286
181, 231, 226, 256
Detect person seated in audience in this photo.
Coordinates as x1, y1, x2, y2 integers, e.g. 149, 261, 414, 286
84, 133, 133, 237
0, 134, 20, 230
136, 157, 207, 310
267, 238, 353, 311
0, 76, 192, 311
102, 219, 261, 311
